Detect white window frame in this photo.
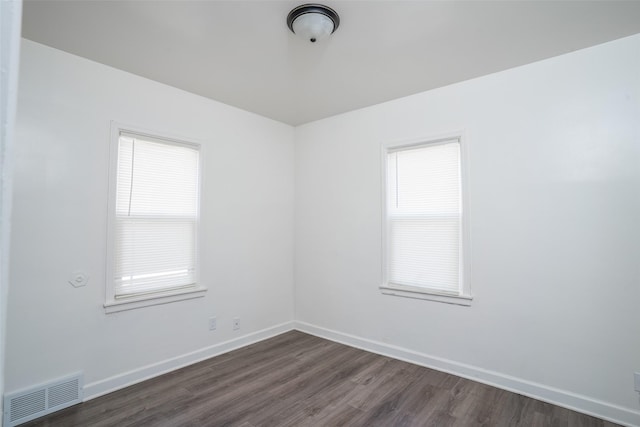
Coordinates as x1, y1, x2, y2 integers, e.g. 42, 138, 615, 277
104, 122, 206, 313
380, 132, 472, 306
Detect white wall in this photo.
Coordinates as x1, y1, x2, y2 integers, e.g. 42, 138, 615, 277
6, 40, 294, 396
294, 34, 640, 424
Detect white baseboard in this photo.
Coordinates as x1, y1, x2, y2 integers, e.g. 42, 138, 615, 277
83, 321, 294, 400
293, 321, 640, 427
77, 319, 640, 426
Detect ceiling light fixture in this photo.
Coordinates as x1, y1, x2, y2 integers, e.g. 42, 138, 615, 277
287, 4, 340, 43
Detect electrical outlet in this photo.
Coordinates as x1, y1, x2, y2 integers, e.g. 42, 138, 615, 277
209, 317, 217, 331
233, 317, 240, 331
635, 372, 640, 392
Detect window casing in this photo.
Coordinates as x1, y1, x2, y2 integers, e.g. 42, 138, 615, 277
105, 124, 205, 313
381, 135, 471, 305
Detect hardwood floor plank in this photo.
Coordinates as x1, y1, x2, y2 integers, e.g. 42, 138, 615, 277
23, 331, 621, 427
302, 402, 366, 427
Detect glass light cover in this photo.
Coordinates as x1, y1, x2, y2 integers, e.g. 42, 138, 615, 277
292, 13, 334, 42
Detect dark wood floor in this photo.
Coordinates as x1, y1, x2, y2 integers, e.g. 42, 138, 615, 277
25, 331, 619, 427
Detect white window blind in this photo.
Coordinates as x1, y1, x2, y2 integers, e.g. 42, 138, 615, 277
113, 133, 200, 298
386, 139, 462, 295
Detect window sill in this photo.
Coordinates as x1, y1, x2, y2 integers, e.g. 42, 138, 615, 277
380, 284, 472, 306
104, 286, 207, 314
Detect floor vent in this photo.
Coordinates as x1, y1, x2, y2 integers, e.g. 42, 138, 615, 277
4, 373, 83, 426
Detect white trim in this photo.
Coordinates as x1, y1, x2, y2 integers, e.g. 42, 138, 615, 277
103, 286, 207, 313
381, 131, 472, 304
1, 0, 22, 420
83, 321, 294, 400
379, 284, 472, 306
25, 320, 640, 426
293, 321, 640, 427
110, 121, 207, 150
119, 129, 200, 151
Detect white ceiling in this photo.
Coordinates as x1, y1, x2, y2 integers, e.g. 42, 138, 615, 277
22, 1, 640, 126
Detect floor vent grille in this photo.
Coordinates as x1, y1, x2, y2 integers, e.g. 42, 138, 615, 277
4, 373, 83, 426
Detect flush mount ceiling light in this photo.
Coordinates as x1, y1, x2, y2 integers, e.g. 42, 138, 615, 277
287, 4, 340, 43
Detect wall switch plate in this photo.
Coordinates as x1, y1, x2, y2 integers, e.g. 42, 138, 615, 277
209, 317, 217, 331
233, 317, 240, 331
635, 372, 640, 392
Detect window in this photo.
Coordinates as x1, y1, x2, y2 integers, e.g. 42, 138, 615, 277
105, 124, 205, 313
381, 136, 471, 305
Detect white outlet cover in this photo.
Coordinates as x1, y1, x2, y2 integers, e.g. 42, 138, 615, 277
635, 372, 640, 392
69, 271, 89, 287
